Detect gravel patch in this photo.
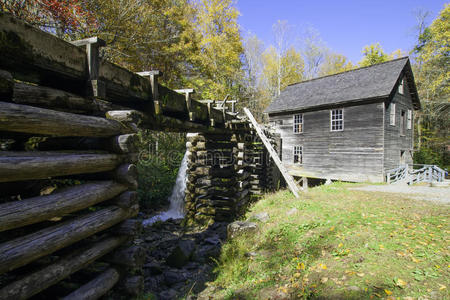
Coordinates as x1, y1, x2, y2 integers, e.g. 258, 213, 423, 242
351, 183, 450, 204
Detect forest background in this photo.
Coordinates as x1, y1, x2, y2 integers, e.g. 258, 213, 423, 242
1, 0, 448, 209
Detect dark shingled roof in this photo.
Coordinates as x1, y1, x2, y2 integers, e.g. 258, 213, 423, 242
265, 57, 420, 114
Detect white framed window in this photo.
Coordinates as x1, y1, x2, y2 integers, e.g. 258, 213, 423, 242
407, 109, 412, 129
293, 114, 303, 133
398, 78, 404, 95
389, 103, 396, 126
330, 109, 344, 131
400, 110, 406, 136
293, 145, 303, 164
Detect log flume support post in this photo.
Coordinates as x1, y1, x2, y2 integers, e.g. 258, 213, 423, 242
0, 102, 132, 137
0, 181, 127, 232
0, 236, 127, 300
61, 267, 120, 300
0, 151, 123, 183
0, 204, 137, 274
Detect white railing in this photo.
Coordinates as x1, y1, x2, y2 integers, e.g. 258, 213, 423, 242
386, 164, 446, 184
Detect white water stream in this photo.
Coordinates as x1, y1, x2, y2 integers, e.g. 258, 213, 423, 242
143, 151, 188, 226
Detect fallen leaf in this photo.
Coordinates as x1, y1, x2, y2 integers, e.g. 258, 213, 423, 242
357, 273, 365, 277
338, 243, 343, 248
395, 278, 407, 288
321, 277, 328, 283
330, 226, 335, 231
294, 272, 301, 278
439, 284, 446, 290
297, 262, 305, 270
379, 244, 385, 250
384, 289, 392, 295
319, 263, 327, 270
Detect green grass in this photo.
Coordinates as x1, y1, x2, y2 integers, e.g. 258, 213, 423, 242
204, 182, 450, 299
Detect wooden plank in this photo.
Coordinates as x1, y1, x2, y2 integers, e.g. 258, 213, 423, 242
98, 60, 152, 103
0, 204, 137, 274
0, 151, 122, 183
244, 108, 300, 198
0, 181, 127, 232
0, 236, 126, 300
61, 268, 120, 300
106, 109, 232, 134
0, 13, 87, 88
0, 102, 132, 137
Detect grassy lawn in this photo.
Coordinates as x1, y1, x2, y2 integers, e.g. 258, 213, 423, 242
203, 182, 449, 299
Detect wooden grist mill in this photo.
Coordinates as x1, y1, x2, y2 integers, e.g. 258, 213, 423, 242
0, 13, 295, 299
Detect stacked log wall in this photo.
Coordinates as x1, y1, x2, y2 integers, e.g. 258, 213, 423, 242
185, 128, 282, 225
0, 12, 282, 298
185, 133, 237, 225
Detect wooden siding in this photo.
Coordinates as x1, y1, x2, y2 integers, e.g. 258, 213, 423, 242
269, 102, 385, 182
384, 78, 414, 171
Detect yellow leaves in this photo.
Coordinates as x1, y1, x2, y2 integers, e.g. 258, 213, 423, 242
329, 226, 335, 232
411, 257, 421, 263
379, 244, 385, 250
319, 263, 327, 270
395, 278, 407, 288
296, 262, 305, 270
435, 264, 441, 269
320, 277, 328, 283
384, 289, 392, 295
338, 243, 344, 248
293, 272, 301, 278
439, 284, 446, 290
357, 272, 365, 277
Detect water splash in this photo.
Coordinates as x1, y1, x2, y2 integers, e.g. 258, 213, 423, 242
143, 151, 188, 226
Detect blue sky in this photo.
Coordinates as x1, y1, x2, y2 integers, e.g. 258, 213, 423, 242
236, 0, 447, 63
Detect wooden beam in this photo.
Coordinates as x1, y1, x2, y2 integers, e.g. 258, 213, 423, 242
61, 268, 120, 300
0, 102, 132, 137
175, 88, 196, 121
12, 81, 97, 113
137, 70, 161, 114
0, 13, 87, 86
243, 108, 300, 198
0, 181, 127, 232
0, 151, 122, 183
71, 37, 106, 98
0, 204, 138, 274
0, 236, 126, 300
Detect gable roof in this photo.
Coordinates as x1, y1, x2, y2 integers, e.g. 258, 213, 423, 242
265, 57, 420, 114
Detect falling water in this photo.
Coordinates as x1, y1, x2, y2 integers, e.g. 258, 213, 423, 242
143, 151, 188, 226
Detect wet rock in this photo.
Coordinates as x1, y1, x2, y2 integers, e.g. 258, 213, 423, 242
204, 234, 221, 245
166, 239, 196, 268
249, 212, 269, 222
193, 244, 221, 263
145, 275, 165, 292
164, 270, 186, 285
227, 221, 258, 239
144, 261, 163, 275
159, 289, 178, 300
